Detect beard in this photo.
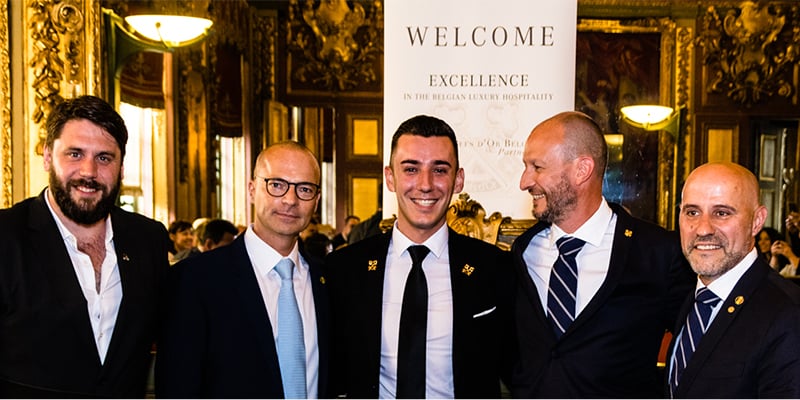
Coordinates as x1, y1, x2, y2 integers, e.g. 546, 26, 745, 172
684, 234, 744, 280
49, 170, 120, 226
534, 172, 577, 224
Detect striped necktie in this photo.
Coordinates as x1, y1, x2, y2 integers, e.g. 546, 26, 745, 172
670, 287, 721, 396
547, 236, 586, 338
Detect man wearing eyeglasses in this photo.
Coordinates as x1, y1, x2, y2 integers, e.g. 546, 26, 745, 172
156, 141, 329, 398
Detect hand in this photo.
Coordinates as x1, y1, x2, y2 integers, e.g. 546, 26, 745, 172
786, 212, 800, 234
772, 240, 798, 259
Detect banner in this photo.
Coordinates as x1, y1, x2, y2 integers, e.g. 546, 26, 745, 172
384, 0, 577, 219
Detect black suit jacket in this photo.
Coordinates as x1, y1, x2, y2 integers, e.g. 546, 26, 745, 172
668, 258, 800, 398
155, 234, 329, 398
0, 190, 169, 397
326, 228, 515, 398
511, 203, 695, 398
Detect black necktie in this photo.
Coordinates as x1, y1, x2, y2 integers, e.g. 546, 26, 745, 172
396, 245, 430, 399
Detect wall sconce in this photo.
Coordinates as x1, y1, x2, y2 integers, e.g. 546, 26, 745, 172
620, 105, 682, 139
103, 8, 213, 106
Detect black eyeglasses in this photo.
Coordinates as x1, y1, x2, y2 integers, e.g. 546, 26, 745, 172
256, 177, 320, 201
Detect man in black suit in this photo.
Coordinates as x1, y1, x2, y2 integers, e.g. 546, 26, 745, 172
668, 162, 800, 398
511, 111, 695, 397
0, 95, 169, 397
326, 115, 515, 398
156, 142, 329, 398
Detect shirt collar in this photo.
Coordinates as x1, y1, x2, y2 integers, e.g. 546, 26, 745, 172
44, 187, 114, 245
390, 221, 449, 260
243, 224, 302, 272
549, 198, 613, 248
700, 248, 758, 301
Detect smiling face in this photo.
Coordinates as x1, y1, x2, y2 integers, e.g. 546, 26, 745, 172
43, 119, 123, 226
679, 162, 767, 284
248, 143, 321, 255
385, 134, 464, 243
757, 230, 772, 254
519, 122, 579, 226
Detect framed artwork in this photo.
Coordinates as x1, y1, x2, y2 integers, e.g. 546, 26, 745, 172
576, 18, 687, 228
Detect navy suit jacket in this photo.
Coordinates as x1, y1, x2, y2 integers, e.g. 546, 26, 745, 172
668, 258, 800, 398
511, 203, 695, 398
0, 190, 169, 397
326, 228, 515, 398
155, 234, 329, 398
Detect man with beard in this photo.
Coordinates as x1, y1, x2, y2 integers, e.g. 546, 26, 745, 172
0, 95, 169, 397
511, 111, 695, 397
668, 162, 800, 398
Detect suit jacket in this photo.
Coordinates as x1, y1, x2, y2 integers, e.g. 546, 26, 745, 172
155, 234, 329, 398
511, 203, 695, 398
326, 228, 515, 398
0, 190, 169, 397
668, 258, 800, 398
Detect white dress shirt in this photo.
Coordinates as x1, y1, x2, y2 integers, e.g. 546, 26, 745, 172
244, 226, 319, 399
46, 188, 121, 364
668, 248, 758, 378
380, 222, 454, 399
523, 199, 617, 317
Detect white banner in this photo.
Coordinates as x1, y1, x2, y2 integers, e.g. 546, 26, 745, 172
384, 0, 577, 219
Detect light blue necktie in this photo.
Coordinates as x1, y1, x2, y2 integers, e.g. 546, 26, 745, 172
275, 258, 307, 399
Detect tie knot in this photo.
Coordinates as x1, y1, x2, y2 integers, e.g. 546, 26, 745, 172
556, 236, 585, 256
275, 258, 295, 280
407, 245, 430, 266
695, 287, 721, 307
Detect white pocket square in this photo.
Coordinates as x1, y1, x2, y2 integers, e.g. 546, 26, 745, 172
472, 306, 496, 318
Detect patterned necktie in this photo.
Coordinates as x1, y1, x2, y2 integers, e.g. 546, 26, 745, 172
396, 245, 430, 399
275, 258, 307, 399
670, 287, 721, 396
547, 236, 586, 338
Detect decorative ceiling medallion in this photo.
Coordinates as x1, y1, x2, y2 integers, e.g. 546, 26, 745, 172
697, 1, 800, 107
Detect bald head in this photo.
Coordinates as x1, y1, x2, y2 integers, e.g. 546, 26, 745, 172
683, 162, 761, 209
532, 111, 608, 180
254, 141, 321, 181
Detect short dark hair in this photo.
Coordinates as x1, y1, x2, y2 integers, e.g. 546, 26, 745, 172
344, 215, 360, 224
45, 95, 129, 160
168, 220, 193, 235
390, 115, 459, 168
201, 219, 239, 244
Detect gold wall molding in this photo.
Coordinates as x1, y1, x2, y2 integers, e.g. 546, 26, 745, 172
697, 1, 800, 107
286, 0, 383, 94
1, 0, 10, 207
28, 0, 87, 155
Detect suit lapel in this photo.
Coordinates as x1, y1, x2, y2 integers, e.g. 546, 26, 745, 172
365, 234, 392, 375
230, 237, 280, 365
29, 192, 100, 363
677, 259, 768, 394
513, 222, 552, 333
103, 209, 139, 370
302, 243, 329, 395
567, 205, 631, 335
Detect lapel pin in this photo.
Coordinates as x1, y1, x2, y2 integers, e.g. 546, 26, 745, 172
624, 229, 633, 237
462, 264, 475, 276
320, 276, 326, 285
727, 306, 735, 313
368, 260, 378, 271
122, 253, 130, 261
734, 295, 744, 305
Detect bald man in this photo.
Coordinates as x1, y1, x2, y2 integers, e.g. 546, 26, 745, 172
668, 162, 800, 398
156, 142, 329, 398
512, 111, 695, 398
